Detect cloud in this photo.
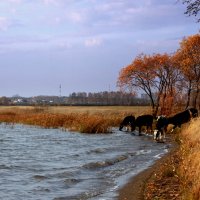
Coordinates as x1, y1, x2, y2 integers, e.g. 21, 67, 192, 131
0, 0, 197, 53
67, 11, 86, 23
0, 17, 10, 31
7, 0, 22, 3
135, 37, 181, 54
43, 0, 59, 6
84, 38, 103, 47
70, 0, 193, 34
0, 35, 51, 53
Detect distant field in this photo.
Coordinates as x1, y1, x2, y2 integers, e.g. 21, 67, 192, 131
46, 106, 152, 116
0, 106, 151, 116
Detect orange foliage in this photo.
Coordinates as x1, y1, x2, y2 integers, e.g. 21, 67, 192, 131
118, 33, 200, 113
174, 34, 200, 108
175, 34, 200, 80
118, 54, 157, 89
118, 53, 179, 116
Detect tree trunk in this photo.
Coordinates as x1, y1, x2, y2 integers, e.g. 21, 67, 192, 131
147, 93, 156, 117
185, 81, 192, 109
193, 88, 200, 109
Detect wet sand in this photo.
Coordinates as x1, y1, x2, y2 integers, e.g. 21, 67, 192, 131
118, 142, 176, 200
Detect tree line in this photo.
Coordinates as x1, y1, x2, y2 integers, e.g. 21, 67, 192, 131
67, 91, 149, 106
117, 34, 200, 116
0, 91, 151, 106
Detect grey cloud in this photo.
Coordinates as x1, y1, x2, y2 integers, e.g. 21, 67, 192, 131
60, 0, 194, 36
0, 0, 197, 53
0, 35, 51, 53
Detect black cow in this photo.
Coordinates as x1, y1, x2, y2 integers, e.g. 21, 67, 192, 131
168, 108, 198, 131
189, 108, 198, 118
154, 115, 168, 141
134, 114, 153, 136
155, 108, 198, 138
119, 115, 135, 132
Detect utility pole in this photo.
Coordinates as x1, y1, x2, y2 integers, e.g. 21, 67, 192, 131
59, 84, 62, 97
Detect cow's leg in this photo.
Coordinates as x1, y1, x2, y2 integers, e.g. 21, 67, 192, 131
160, 128, 165, 139
163, 129, 166, 139
130, 123, 135, 132
164, 126, 168, 133
153, 130, 157, 140
171, 124, 177, 132
156, 130, 160, 140
151, 125, 153, 134
148, 125, 153, 134
139, 126, 142, 136
146, 125, 149, 134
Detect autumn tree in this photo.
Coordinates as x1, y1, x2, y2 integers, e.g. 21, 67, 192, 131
117, 53, 180, 116
153, 54, 182, 115
0, 96, 10, 105
174, 34, 200, 109
181, 0, 200, 22
117, 54, 156, 115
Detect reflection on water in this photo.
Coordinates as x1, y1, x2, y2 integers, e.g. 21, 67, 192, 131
0, 124, 169, 200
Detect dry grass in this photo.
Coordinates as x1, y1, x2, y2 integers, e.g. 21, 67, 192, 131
143, 117, 200, 200
178, 117, 200, 200
0, 106, 151, 133
46, 105, 151, 116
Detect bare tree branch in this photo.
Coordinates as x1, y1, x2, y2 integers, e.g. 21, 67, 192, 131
182, 0, 200, 22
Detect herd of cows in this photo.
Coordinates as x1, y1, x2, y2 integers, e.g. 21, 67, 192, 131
119, 108, 198, 142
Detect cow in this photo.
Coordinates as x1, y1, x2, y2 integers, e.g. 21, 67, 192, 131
155, 108, 198, 140
134, 114, 154, 136
188, 108, 198, 118
154, 115, 168, 141
167, 108, 198, 131
119, 115, 135, 132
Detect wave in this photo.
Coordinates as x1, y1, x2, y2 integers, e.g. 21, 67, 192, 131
135, 149, 152, 155
83, 154, 129, 169
0, 164, 12, 170
54, 190, 103, 200
63, 178, 80, 186
87, 148, 108, 154
82, 149, 153, 170
33, 175, 48, 180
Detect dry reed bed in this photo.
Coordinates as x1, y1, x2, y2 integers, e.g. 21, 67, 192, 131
0, 112, 112, 133
0, 107, 133, 133
178, 117, 200, 199
0, 106, 151, 133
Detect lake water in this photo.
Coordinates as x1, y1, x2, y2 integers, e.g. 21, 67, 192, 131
0, 124, 170, 200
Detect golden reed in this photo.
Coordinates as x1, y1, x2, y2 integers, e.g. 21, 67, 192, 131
178, 117, 200, 200
0, 106, 134, 133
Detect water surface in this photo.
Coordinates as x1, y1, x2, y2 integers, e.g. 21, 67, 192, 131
0, 124, 169, 200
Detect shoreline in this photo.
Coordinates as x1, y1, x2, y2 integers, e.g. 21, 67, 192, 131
117, 138, 177, 200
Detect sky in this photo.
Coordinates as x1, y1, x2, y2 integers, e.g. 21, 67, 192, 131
0, 0, 199, 97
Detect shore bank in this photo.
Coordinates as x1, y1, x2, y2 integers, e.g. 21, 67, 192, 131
118, 138, 179, 200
